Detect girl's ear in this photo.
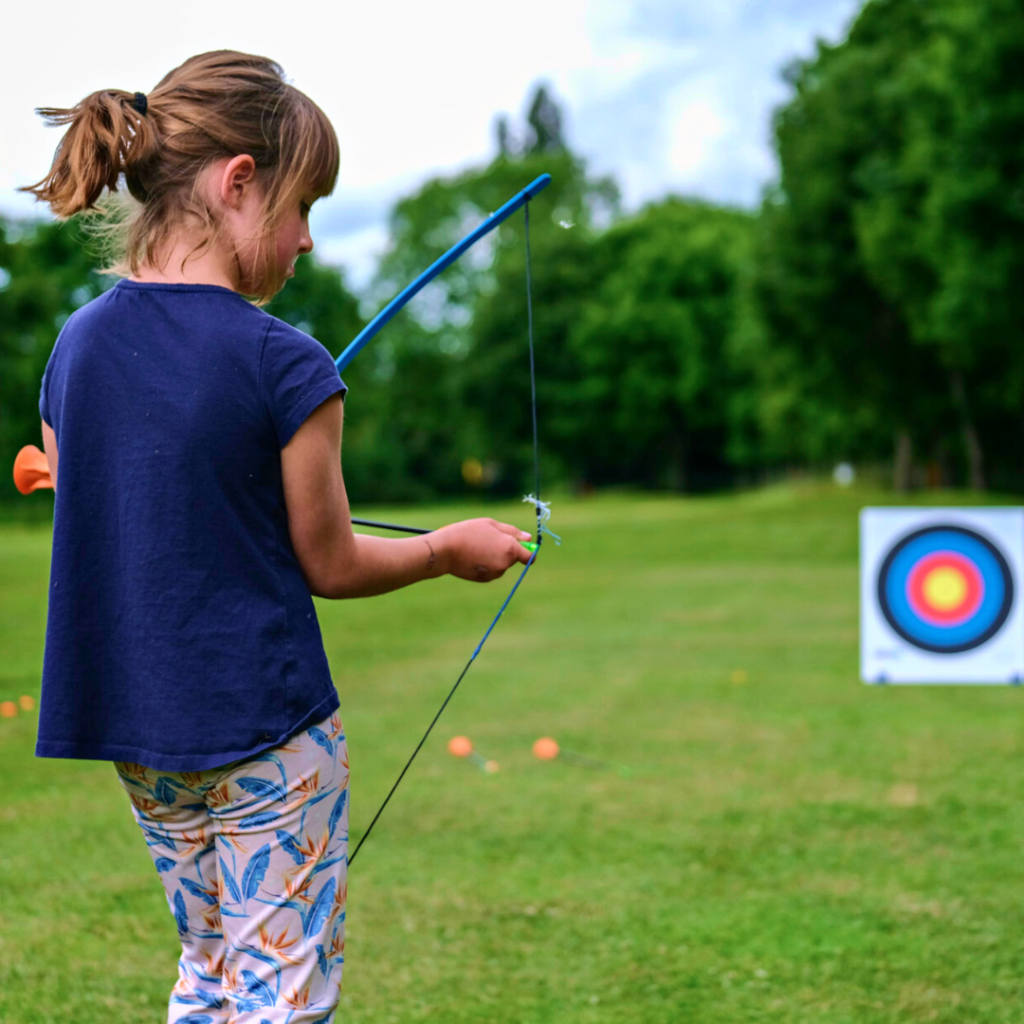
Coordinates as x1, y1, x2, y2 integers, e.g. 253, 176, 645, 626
219, 154, 258, 210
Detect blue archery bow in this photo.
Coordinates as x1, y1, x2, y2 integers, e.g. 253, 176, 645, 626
341, 173, 552, 865
335, 174, 550, 373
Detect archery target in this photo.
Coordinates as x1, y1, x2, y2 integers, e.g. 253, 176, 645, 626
861, 508, 1024, 684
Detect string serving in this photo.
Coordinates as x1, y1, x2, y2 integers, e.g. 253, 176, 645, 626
348, 200, 544, 867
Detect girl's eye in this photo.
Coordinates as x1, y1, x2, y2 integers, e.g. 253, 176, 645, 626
300, 202, 311, 217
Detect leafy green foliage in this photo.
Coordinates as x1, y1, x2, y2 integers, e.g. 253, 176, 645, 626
748, 0, 1024, 489
746, 0, 948, 472
567, 200, 754, 490
4, 22, 1024, 503
355, 150, 619, 499
0, 219, 109, 502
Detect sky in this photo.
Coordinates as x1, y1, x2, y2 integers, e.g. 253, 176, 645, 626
0, 0, 861, 289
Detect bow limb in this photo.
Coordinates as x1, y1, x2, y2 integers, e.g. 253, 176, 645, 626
334, 174, 551, 373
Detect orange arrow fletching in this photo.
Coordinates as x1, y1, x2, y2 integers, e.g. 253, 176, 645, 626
13, 445, 53, 494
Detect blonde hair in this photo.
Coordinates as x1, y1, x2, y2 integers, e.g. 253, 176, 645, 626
20, 50, 339, 305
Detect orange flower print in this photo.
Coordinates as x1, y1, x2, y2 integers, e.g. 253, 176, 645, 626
201, 947, 226, 977
296, 829, 330, 866
130, 793, 161, 815
257, 922, 303, 966
179, 829, 210, 855
283, 981, 312, 1009
281, 865, 317, 906
206, 782, 231, 810
116, 761, 150, 783
326, 927, 345, 961
171, 975, 193, 999
332, 881, 347, 916
293, 770, 320, 806
222, 961, 240, 995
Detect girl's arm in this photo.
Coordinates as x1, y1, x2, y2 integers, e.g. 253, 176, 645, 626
42, 420, 59, 490
281, 394, 532, 600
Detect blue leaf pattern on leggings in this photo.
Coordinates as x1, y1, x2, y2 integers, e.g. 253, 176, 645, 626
114, 712, 348, 1021
242, 844, 271, 902
304, 878, 336, 938
275, 829, 305, 865
180, 877, 218, 905
238, 810, 281, 829
155, 776, 178, 806
238, 776, 289, 803
173, 890, 189, 935
220, 857, 242, 903
307, 726, 334, 756
241, 969, 275, 1007
328, 789, 347, 840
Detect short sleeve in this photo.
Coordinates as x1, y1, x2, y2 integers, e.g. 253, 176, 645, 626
259, 318, 347, 448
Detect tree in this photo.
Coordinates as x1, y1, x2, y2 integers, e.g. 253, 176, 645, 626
525, 85, 565, 154
494, 115, 513, 158
568, 200, 754, 490
852, 0, 1024, 490
365, 149, 618, 497
748, 0, 952, 489
753, 0, 1024, 491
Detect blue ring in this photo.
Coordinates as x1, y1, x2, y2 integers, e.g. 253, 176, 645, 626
877, 525, 1013, 653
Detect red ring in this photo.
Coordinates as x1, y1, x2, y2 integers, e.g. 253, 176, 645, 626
905, 551, 983, 626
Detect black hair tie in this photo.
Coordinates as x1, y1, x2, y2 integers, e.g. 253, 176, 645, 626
131, 92, 148, 116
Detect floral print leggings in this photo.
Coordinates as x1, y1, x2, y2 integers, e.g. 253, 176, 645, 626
114, 712, 348, 1024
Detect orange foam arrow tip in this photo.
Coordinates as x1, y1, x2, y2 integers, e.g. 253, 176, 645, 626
13, 445, 53, 494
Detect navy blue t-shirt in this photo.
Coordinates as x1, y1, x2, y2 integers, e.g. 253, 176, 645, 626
37, 279, 346, 771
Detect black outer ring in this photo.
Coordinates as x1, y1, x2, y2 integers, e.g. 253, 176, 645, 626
876, 524, 1014, 654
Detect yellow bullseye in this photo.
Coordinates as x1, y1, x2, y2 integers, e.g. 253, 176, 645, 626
922, 566, 968, 611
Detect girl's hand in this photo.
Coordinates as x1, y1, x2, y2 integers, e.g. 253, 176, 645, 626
435, 518, 533, 582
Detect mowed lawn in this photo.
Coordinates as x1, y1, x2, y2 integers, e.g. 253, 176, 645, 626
2, 483, 1024, 1024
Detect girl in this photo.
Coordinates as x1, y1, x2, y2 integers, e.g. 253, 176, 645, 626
23, 50, 532, 1023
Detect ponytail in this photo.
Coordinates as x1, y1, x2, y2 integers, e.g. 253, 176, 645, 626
18, 52, 339, 304
21, 90, 157, 216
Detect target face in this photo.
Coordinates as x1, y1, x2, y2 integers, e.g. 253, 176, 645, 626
877, 525, 1013, 653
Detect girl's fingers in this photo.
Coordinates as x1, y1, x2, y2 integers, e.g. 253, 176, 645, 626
492, 520, 532, 541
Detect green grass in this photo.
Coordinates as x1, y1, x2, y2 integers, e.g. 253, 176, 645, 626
2, 482, 1024, 1023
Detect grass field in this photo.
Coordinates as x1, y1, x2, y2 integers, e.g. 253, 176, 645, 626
2, 482, 1024, 1023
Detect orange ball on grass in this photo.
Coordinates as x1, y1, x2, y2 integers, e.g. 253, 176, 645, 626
447, 735, 474, 758
533, 737, 560, 761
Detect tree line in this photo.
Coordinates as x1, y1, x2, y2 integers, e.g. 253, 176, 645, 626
1, 0, 1021, 505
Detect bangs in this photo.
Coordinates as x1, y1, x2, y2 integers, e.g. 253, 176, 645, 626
280, 88, 339, 202
248, 86, 340, 304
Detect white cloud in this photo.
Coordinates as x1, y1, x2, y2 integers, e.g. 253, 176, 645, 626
0, 0, 862, 285
668, 87, 729, 185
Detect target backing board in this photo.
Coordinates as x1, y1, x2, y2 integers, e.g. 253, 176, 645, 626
861, 507, 1024, 684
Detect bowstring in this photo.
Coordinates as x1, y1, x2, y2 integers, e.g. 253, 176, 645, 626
349, 200, 541, 867
525, 201, 542, 543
